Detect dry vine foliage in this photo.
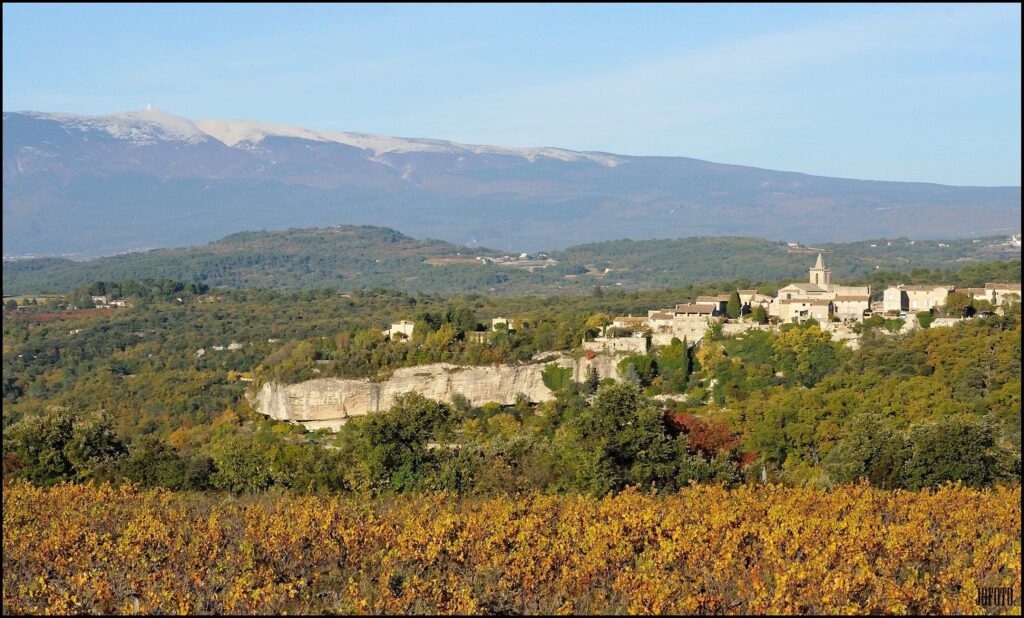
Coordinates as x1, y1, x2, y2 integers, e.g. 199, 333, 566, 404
3, 482, 1020, 615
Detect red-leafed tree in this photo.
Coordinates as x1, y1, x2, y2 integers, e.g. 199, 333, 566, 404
666, 412, 741, 459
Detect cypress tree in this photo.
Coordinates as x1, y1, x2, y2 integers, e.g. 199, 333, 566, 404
727, 290, 741, 319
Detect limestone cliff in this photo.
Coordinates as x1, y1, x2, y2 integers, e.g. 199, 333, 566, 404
252, 352, 621, 430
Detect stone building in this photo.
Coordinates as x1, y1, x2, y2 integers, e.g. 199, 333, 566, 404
610, 315, 648, 335
738, 290, 773, 313
982, 283, 1022, 306
832, 294, 871, 321
383, 320, 416, 341
882, 285, 953, 313
695, 295, 730, 315
673, 303, 717, 318
776, 298, 832, 323
770, 254, 870, 323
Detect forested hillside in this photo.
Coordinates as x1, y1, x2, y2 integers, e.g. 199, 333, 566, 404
3, 225, 1020, 295
3, 268, 1019, 495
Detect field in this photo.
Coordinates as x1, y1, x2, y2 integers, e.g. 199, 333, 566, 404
2, 482, 1019, 615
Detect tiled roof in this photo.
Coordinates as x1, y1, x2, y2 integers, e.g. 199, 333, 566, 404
674, 303, 716, 313
781, 283, 829, 293
900, 285, 953, 292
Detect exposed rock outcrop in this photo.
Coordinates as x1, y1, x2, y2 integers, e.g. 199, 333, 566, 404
252, 352, 621, 430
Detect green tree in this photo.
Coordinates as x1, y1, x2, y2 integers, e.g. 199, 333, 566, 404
4, 410, 77, 485
542, 363, 573, 393
557, 383, 679, 495
64, 412, 128, 482
942, 292, 974, 317
903, 417, 1014, 490
617, 355, 658, 387
752, 305, 768, 324
585, 312, 612, 338
211, 437, 275, 493
585, 366, 600, 394
654, 337, 689, 393
120, 436, 194, 490
771, 324, 842, 387
677, 450, 741, 486
3, 410, 126, 485
727, 290, 741, 319
444, 304, 476, 333
334, 392, 455, 493
827, 414, 909, 489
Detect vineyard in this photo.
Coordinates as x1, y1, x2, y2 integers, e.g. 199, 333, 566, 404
3, 482, 1020, 615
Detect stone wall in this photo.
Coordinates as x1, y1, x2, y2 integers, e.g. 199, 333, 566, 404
581, 337, 648, 355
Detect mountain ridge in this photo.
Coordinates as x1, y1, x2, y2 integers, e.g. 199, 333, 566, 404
12, 109, 626, 165
4, 109, 1020, 257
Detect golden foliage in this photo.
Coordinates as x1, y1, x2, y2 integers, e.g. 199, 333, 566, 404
2, 482, 1020, 615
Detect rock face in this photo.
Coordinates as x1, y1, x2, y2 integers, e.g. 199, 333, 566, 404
252, 353, 621, 430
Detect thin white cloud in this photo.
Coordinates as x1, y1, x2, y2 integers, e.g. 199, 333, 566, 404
482, 4, 1016, 119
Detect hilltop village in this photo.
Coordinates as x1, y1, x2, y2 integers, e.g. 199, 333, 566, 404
384, 253, 1022, 353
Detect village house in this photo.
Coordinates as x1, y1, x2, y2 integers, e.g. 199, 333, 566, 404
382, 320, 415, 341
982, 282, 1022, 306
672, 303, 717, 319
904, 285, 953, 311
882, 286, 905, 314
466, 331, 491, 344
695, 295, 730, 315
644, 310, 674, 334
610, 315, 648, 335
666, 304, 717, 342
954, 287, 987, 302
883, 285, 954, 313
951, 284, 1020, 308
738, 290, 773, 314
832, 294, 871, 321
776, 298, 832, 323
491, 317, 518, 331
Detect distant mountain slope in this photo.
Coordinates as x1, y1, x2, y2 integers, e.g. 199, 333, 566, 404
4, 225, 1020, 296
3, 109, 1020, 257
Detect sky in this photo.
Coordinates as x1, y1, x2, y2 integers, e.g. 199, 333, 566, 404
3, 3, 1020, 186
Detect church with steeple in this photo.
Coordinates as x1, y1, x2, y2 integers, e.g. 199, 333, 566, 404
770, 253, 871, 323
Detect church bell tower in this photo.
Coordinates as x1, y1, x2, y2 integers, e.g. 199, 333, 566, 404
809, 253, 831, 287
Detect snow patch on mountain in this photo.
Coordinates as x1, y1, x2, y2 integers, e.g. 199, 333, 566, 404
21, 109, 624, 167
193, 118, 330, 147
24, 109, 211, 144
196, 118, 624, 166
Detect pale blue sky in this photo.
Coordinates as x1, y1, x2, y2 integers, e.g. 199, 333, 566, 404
3, 3, 1020, 185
